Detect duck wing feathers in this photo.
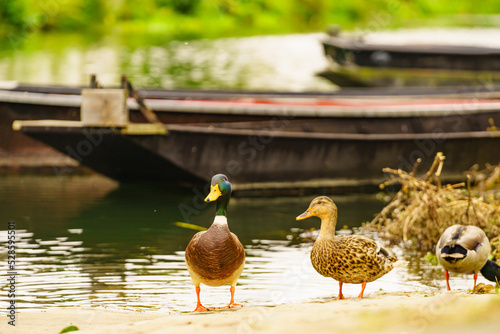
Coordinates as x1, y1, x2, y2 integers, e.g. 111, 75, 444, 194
311, 235, 396, 284
438, 225, 486, 252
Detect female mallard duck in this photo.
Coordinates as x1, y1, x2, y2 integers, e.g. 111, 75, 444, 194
436, 224, 496, 290
185, 174, 245, 312
296, 196, 397, 299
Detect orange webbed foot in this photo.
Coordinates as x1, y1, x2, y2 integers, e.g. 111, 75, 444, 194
193, 305, 207, 312
192, 286, 214, 312
219, 286, 242, 309
220, 303, 243, 309
193, 304, 214, 312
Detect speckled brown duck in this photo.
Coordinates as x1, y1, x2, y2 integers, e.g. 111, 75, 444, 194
185, 174, 245, 312
296, 196, 397, 299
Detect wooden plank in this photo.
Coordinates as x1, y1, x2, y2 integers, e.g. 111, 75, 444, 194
121, 123, 168, 135
12, 120, 84, 130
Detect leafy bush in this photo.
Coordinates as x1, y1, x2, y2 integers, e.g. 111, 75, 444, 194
2, 0, 500, 39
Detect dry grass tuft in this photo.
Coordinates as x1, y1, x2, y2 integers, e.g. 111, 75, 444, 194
364, 152, 500, 260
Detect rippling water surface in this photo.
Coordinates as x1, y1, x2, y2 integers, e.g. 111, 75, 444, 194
0, 175, 479, 314
0, 33, 333, 91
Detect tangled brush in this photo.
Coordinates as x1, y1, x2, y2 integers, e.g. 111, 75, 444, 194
364, 152, 500, 260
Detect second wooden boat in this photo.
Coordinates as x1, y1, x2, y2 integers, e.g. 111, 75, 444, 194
319, 35, 500, 87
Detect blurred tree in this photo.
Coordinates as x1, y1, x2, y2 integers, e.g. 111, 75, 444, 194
156, 0, 201, 14
82, 0, 106, 24
293, 0, 327, 28
0, 0, 27, 28
2, 0, 500, 39
117, 0, 157, 20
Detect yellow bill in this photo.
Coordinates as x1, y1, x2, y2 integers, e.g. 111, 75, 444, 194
205, 184, 222, 202
296, 208, 315, 220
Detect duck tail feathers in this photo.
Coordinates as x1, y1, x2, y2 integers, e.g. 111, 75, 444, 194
392, 259, 408, 268
480, 260, 500, 284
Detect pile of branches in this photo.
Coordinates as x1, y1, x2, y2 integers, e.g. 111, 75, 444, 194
364, 153, 500, 259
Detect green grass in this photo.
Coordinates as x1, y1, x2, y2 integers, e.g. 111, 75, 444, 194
59, 325, 79, 333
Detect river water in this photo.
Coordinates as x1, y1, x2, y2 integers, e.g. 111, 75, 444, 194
0, 32, 333, 91
0, 175, 479, 314
2, 28, 500, 91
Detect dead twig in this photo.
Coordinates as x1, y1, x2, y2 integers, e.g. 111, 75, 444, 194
364, 152, 500, 260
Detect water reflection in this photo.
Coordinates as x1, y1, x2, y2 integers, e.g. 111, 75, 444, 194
0, 175, 481, 314
0, 33, 333, 91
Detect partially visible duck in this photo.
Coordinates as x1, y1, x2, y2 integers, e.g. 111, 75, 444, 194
185, 174, 245, 312
480, 259, 500, 285
436, 224, 490, 290
296, 196, 397, 299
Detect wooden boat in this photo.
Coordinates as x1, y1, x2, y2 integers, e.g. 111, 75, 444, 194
4, 82, 500, 172
0, 84, 339, 170
12, 91, 500, 193
319, 35, 500, 87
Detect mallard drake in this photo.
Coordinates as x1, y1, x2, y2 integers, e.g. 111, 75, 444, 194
436, 224, 491, 290
296, 196, 397, 299
185, 174, 245, 312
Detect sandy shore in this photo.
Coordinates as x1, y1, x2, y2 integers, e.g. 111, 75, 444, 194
2, 290, 499, 334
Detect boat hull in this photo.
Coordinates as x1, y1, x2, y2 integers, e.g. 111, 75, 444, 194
16, 120, 500, 193
4, 84, 500, 178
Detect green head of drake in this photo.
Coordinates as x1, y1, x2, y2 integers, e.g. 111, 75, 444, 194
205, 174, 232, 216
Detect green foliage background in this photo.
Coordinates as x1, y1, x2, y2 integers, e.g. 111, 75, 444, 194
1, 0, 500, 40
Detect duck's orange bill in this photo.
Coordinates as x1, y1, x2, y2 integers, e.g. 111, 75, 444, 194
296, 208, 314, 220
